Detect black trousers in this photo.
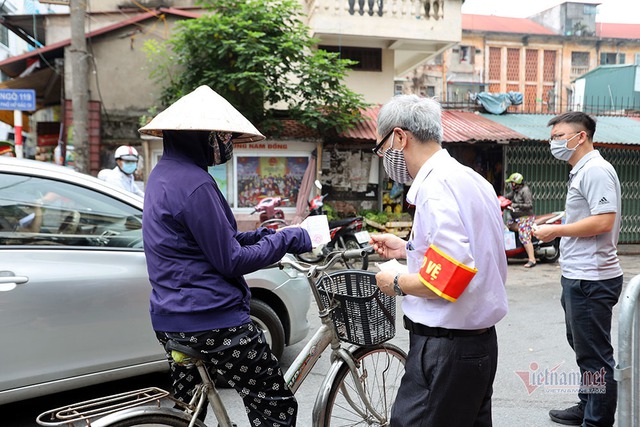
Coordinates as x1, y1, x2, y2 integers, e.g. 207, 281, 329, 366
390, 326, 498, 427
156, 322, 297, 427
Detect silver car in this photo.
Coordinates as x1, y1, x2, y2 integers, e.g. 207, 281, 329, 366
0, 157, 310, 405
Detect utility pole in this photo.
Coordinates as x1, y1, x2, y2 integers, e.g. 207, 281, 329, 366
69, 0, 89, 173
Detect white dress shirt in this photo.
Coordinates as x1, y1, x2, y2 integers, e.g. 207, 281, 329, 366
403, 149, 508, 329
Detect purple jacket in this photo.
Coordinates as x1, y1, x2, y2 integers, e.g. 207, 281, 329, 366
143, 130, 311, 332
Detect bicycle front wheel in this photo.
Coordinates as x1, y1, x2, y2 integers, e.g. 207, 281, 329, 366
321, 344, 406, 426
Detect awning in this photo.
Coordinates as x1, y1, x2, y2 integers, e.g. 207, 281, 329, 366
481, 113, 640, 147
0, 67, 62, 131
338, 105, 526, 143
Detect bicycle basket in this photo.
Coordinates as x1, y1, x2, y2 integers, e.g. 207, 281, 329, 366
316, 270, 396, 346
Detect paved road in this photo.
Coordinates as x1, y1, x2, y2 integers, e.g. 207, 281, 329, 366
7, 255, 640, 426
212, 255, 640, 426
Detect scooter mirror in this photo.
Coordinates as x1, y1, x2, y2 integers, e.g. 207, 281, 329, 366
314, 180, 322, 190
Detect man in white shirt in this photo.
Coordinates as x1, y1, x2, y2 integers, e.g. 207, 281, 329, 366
98, 145, 145, 197
370, 95, 508, 426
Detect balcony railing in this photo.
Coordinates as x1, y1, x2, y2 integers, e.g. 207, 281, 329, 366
307, 0, 446, 20
570, 65, 590, 78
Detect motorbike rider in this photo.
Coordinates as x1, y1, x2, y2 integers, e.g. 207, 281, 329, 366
98, 145, 145, 197
504, 172, 537, 268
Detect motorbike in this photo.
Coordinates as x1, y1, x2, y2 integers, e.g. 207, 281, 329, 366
499, 196, 564, 263
296, 180, 371, 270
251, 196, 289, 230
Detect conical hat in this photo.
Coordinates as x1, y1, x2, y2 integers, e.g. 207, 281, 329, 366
139, 85, 265, 143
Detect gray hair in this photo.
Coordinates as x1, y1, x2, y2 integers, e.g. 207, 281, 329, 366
377, 95, 443, 144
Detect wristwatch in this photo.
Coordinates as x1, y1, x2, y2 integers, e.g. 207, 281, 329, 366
393, 273, 406, 296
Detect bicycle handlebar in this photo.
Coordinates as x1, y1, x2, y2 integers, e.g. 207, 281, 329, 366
269, 245, 373, 274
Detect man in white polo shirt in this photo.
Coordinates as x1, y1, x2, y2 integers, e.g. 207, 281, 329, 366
535, 111, 623, 427
370, 95, 508, 426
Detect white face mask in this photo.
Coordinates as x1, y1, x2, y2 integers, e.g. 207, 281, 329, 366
382, 133, 412, 184
550, 132, 581, 161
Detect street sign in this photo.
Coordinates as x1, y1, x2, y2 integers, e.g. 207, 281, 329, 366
0, 89, 36, 111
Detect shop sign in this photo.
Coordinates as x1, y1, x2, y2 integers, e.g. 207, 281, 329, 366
0, 89, 36, 111
234, 142, 289, 150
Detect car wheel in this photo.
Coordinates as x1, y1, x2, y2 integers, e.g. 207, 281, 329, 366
250, 299, 286, 360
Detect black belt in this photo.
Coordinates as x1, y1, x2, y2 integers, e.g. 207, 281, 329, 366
403, 316, 490, 339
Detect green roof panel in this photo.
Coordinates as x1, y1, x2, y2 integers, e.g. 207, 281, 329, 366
480, 113, 640, 146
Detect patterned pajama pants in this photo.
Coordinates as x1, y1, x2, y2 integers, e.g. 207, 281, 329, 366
156, 322, 297, 426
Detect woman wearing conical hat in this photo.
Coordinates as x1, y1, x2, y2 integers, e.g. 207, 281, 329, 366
140, 86, 311, 426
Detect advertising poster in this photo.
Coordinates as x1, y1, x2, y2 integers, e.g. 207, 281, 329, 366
237, 156, 309, 207
208, 164, 227, 199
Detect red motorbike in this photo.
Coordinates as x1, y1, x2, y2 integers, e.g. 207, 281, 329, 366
499, 196, 564, 263
296, 181, 371, 270
251, 196, 289, 230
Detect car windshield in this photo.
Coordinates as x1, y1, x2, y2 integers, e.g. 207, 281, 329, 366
0, 173, 143, 248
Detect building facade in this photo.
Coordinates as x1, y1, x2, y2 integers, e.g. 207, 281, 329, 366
402, 1, 640, 114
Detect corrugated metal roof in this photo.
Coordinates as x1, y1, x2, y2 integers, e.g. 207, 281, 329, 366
462, 14, 556, 35
596, 22, 640, 39
480, 113, 640, 146
340, 105, 526, 143
443, 110, 527, 142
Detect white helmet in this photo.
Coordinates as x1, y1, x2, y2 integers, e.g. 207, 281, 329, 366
115, 145, 139, 161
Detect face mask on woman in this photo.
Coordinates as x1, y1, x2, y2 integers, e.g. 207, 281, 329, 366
382, 133, 412, 184
209, 132, 234, 165
550, 132, 581, 161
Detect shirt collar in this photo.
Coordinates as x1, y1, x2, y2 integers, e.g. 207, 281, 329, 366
569, 150, 601, 178
406, 148, 448, 204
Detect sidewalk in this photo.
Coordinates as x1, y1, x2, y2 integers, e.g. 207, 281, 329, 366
618, 244, 640, 255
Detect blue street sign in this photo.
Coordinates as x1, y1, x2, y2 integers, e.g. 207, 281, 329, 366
0, 89, 36, 111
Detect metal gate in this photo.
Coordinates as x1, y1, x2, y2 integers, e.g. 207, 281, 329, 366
504, 142, 640, 243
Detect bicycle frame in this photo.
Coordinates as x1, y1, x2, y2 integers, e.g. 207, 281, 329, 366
282, 262, 390, 426
36, 247, 400, 427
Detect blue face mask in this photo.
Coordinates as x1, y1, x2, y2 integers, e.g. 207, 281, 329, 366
121, 161, 137, 175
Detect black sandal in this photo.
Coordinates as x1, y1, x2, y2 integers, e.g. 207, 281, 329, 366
524, 261, 537, 268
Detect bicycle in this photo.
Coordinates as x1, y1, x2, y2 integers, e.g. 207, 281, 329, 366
36, 247, 407, 427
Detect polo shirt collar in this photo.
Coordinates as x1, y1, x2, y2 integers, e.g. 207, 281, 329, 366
569, 150, 601, 179
406, 148, 449, 205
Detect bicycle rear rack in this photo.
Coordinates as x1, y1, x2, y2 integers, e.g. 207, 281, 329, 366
36, 387, 172, 426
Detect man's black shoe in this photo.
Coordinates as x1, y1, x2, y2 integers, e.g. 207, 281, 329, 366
549, 403, 584, 425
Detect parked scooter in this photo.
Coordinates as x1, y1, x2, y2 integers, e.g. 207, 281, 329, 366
251, 196, 289, 230
296, 180, 371, 270
499, 196, 564, 263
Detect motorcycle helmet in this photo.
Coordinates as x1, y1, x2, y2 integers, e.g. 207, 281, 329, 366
114, 145, 139, 161
505, 172, 524, 185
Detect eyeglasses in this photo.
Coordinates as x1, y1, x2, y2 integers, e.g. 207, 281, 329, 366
372, 128, 407, 157
549, 131, 583, 143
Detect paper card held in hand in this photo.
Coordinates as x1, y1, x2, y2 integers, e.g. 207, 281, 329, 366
375, 259, 408, 275
300, 215, 331, 248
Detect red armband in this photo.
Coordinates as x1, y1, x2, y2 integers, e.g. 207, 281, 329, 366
418, 244, 478, 302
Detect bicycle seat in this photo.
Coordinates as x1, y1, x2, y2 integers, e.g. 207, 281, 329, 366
165, 339, 205, 361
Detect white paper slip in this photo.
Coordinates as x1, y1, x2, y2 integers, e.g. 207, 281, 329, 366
354, 230, 371, 245
300, 215, 331, 248
375, 259, 408, 275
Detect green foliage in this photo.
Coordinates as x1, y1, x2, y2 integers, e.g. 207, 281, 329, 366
322, 203, 338, 221
144, 0, 369, 136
